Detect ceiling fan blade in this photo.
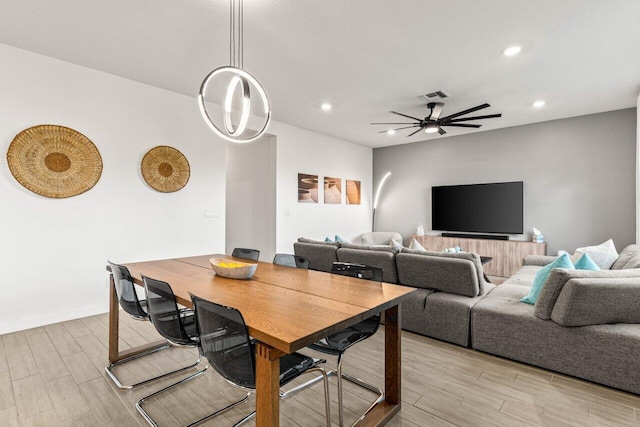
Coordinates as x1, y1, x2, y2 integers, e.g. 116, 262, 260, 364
438, 127, 446, 135
370, 122, 417, 125
406, 128, 423, 137
430, 102, 445, 120
377, 125, 421, 133
444, 113, 502, 123
444, 123, 482, 128
390, 111, 422, 121
440, 103, 490, 121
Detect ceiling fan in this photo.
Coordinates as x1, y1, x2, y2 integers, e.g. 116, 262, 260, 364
372, 102, 502, 136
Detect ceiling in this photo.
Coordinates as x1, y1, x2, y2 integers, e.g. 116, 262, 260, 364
1, 0, 639, 148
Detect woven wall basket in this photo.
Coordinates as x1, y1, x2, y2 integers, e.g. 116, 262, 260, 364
6, 125, 103, 198
141, 146, 190, 193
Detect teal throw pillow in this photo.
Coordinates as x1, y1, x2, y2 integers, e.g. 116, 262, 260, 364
324, 237, 334, 243
334, 235, 349, 243
573, 253, 600, 271
521, 253, 574, 305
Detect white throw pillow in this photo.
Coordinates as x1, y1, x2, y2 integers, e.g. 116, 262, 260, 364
389, 239, 404, 251
571, 239, 618, 270
409, 238, 427, 252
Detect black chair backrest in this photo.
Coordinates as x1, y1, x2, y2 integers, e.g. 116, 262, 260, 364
142, 275, 194, 345
108, 261, 147, 318
331, 262, 383, 282
273, 254, 310, 269
191, 294, 256, 389
231, 248, 260, 261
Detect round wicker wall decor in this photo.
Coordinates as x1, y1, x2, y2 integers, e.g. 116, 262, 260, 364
6, 125, 103, 198
141, 146, 190, 193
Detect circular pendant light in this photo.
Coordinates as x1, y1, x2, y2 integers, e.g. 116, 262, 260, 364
198, 66, 270, 143
199, 0, 271, 143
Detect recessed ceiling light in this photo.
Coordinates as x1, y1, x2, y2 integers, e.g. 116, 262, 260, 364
320, 103, 332, 111
387, 129, 396, 135
502, 45, 522, 57
532, 100, 546, 108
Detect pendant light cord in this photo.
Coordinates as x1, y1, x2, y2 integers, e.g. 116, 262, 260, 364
229, 0, 244, 68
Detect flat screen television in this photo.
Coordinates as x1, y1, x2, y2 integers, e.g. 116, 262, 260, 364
431, 181, 523, 234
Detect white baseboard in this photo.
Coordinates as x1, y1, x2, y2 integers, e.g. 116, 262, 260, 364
0, 304, 109, 335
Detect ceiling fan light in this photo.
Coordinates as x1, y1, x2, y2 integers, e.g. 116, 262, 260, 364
424, 125, 439, 134
502, 45, 522, 56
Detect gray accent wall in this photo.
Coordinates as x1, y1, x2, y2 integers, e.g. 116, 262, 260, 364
373, 108, 637, 255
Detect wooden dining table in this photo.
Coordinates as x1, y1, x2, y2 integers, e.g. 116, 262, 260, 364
107, 254, 416, 426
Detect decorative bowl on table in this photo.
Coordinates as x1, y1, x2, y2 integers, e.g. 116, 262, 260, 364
209, 258, 257, 279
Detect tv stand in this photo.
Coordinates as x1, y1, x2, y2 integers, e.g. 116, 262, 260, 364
412, 235, 546, 277
441, 232, 509, 241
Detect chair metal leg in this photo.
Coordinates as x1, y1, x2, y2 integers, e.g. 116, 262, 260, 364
105, 346, 201, 390
337, 353, 345, 427
234, 367, 332, 427
335, 353, 384, 427
136, 363, 251, 427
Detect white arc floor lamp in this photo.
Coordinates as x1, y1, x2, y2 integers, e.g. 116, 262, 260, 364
372, 171, 391, 231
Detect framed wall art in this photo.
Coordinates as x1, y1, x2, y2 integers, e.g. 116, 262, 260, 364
298, 173, 318, 203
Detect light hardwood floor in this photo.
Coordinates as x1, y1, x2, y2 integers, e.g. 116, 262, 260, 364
1, 311, 640, 426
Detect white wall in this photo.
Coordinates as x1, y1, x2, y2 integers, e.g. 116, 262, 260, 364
270, 121, 373, 253
0, 44, 227, 334
226, 134, 277, 261
637, 93, 640, 245
0, 43, 374, 333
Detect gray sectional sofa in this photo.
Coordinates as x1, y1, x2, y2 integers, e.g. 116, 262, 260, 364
294, 237, 640, 395
472, 244, 640, 395
294, 237, 494, 346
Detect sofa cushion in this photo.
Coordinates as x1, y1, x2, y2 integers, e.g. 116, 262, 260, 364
611, 244, 640, 269
360, 231, 403, 246
336, 248, 399, 283
571, 239, 618, 270
521, 253, 574, 305
502, 265, 540, 287
534, 268, 640, 320
401, 248, 488, 295
297, 237, 341, 247
339, 242, 398, 254
293, 242, 338, 273
623, 255, 640, 269
402, 287, 495, 347
396, 252, 480, 297
522, 255, 557, 267
551, 278, 640, 326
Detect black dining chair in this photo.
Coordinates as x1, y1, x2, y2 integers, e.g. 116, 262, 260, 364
189, 294, 332, 427
307, 262, 384, 426
273, 253, 310, 269
105, 262, 200, 390
231, 247, 260, 261
136, 275, 229, 427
